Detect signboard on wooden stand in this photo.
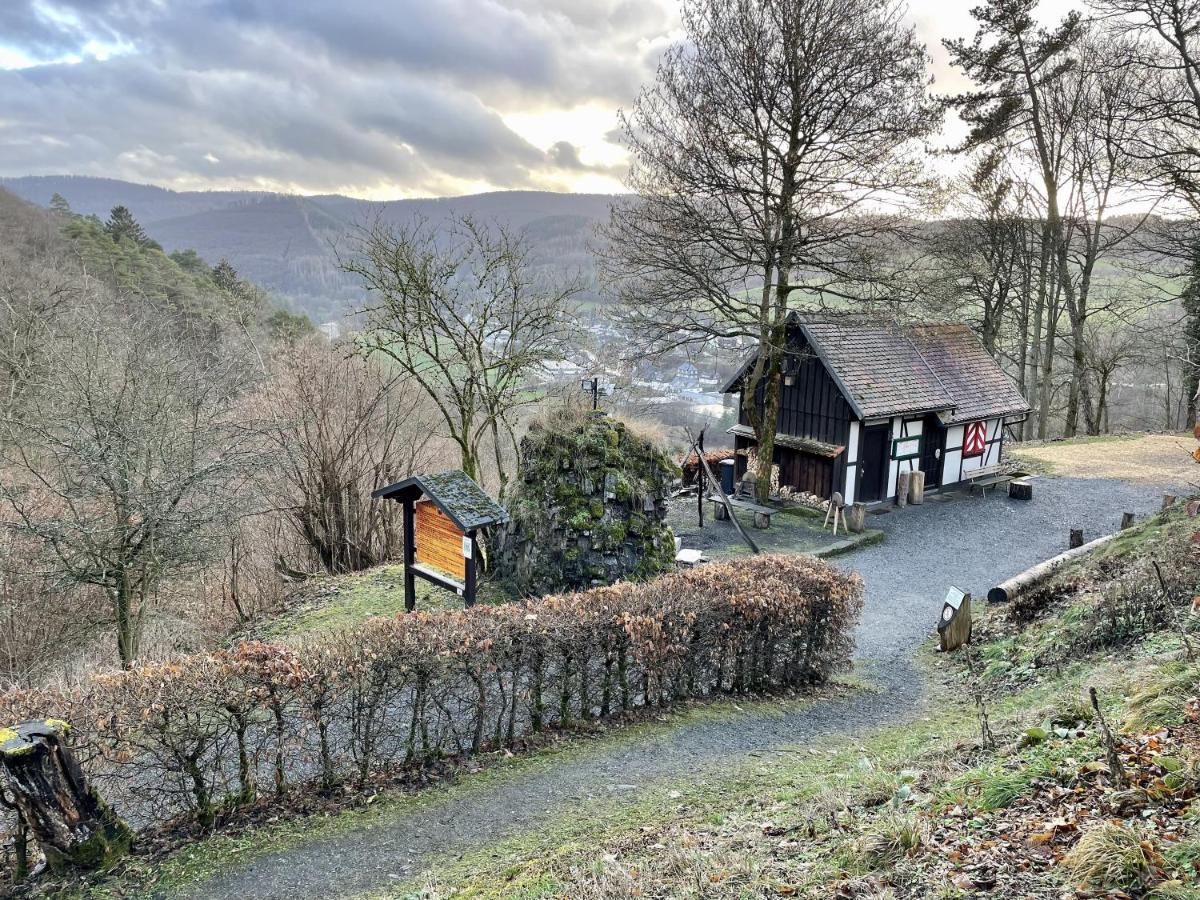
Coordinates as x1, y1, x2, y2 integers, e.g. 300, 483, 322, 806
372, 470, 509, 610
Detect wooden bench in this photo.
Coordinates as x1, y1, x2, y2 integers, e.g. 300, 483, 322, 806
967, 465, 1013, 497
707, 495, 774, 529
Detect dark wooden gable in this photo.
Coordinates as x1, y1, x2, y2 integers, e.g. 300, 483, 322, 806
739, 332, 853, 448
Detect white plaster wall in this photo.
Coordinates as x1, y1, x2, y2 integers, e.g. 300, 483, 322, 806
843, 419, 860, 505
944, 417, 1004, 484
885, 416, 925, 500
943, 423, 964, 486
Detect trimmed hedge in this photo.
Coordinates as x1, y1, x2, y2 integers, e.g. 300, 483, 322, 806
0, 555, 862, 834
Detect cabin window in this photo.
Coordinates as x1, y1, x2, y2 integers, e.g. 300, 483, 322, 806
891, 435, 922, 461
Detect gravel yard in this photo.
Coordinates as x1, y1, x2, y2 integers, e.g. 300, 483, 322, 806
181, 470, 1187, 900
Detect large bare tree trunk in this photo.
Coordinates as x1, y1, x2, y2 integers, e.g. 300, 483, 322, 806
0, 720, 132, 873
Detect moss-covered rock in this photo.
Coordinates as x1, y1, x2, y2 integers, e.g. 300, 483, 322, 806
496, 408, 679, 594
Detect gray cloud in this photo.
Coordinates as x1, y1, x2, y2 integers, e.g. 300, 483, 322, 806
0, 0, 672, 195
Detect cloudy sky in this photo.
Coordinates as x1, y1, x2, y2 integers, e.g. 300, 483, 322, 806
0, 0, 1081, 199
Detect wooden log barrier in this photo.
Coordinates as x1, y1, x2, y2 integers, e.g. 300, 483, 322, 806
987, 532, 1119, 604
0, 720, 132, 873
1069, 528, 1084, 549
1121, 511, 1135, 530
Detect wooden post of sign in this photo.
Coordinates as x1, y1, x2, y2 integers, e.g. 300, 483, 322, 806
403, 498, 417, 613
464, 530, 477, 607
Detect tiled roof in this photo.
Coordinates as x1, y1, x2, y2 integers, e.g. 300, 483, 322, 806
373, 469, 510, 531
800, 320, 954, 419
906, 324, 1031, 424
722, 316, 1031, 424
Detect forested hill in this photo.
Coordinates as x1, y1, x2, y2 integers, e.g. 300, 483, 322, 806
0, 186, 311, 340
1, 176, 616, 323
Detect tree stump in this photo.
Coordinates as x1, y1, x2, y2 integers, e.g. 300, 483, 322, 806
1121, 511, 1135, 530
1008, 479, 1033, 501
1069, 528, 1084, 549
753, 511, 771, 529
0, 720, 132, 873
1163, 493, 1178, 510
909, 470, 926, 505
896, 471, 910, 508
844, 502, 867, 533
714, 503, 729, 521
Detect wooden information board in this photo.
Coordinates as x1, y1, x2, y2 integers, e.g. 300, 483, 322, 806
414, 500, 466, 580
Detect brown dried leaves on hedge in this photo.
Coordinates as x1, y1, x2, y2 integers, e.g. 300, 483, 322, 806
0, 555, 862, 833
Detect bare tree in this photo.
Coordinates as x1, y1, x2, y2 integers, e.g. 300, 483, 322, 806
261, 338, 440, 574
0, 299, 268, 668
343, 216, 578, 500
602, 0, 939, 501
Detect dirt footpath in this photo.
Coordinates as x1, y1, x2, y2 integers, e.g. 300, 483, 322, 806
1011, 432, 1197, 485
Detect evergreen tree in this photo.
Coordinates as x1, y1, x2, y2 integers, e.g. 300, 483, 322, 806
212, 258, 241, 293
104, 205, 151, 246
169, 248, 210, 276
49, 193, 72, 217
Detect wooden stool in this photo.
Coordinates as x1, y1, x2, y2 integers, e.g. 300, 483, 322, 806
823, 491, 845, 536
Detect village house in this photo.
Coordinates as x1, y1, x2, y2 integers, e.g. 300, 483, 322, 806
722, 316, 1031, 505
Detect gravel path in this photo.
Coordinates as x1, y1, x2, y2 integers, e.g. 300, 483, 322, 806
181, 475, 1177, 900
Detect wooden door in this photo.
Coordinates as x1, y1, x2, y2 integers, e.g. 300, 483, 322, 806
858, 424, 889, 502
920, 415, 945, 488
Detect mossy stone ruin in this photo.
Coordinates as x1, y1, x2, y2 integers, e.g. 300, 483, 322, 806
498, 410, 679, 594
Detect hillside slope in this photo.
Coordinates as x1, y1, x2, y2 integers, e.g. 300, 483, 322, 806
0, 176, 616, 321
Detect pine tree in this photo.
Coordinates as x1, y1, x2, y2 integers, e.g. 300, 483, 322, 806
211, 259, 240, 293
104, 206, 150, 246
49, 193, 72, 216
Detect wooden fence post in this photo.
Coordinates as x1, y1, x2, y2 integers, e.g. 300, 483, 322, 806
0, 720, 132, 873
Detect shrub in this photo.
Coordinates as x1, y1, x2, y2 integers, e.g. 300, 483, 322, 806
859, 814, 926, 866
1064, 823, 1160, 891
0, 555, 862, 839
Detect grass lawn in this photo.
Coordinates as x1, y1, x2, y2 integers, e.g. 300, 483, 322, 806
1010, 431, 1197, 484
251, 565, 512, 640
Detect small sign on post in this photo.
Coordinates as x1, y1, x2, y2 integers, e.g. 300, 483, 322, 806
937, 587, 972, 652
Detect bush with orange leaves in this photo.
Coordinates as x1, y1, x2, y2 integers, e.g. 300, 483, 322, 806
0, 554, 861, 835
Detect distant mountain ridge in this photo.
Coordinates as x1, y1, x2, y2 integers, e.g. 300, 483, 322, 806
1, 176, 616, 322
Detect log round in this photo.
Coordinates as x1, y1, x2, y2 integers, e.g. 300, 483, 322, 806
0, 719, 132, 873
987, 532, 1118, 604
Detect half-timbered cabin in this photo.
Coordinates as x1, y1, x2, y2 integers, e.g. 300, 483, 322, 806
721, 317, 1030, 504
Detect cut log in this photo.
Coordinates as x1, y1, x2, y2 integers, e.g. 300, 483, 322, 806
1008, 479, 1033, 501
0, 719, 132, 873
896, 471, 910, 508
714, 503, 729, 521
987, 532, 1119, 604
753, 511, 771, 529
844, 502, 866, 533
909, 470, 926, 505
1121, 511, 1135, 530
1069, 528, 1084, 549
